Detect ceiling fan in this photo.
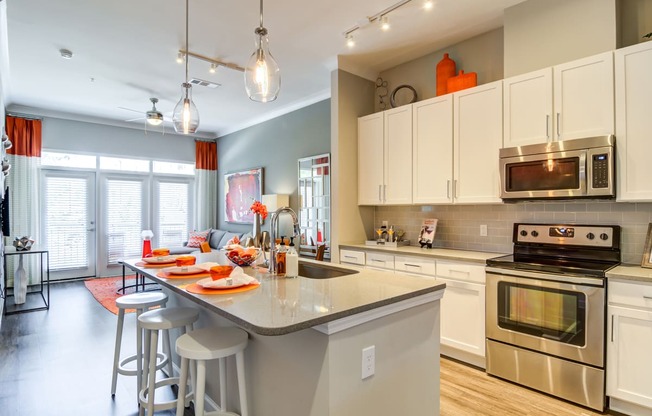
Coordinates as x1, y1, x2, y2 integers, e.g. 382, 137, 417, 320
119, 98, 171, 126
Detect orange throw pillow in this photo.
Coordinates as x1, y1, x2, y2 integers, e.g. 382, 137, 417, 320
187, 230, 210, 248
200, 241, 211, 253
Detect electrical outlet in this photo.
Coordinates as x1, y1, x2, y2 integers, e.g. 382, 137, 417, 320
480, 224, 488, 236
382, 220, 388, 228
361, 346, 375, 379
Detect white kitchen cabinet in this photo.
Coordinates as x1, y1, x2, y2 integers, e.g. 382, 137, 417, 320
607, 280, 652, 415
412, 95, 454, 204
503, 51, 614, 147
437, 260, 486, 368
358, 106, 412, 205
453, 80, 503, 204
615, 41, 652, 201
365, 251, 395, 271
395, 255, 436, 277
339, 249, 365, 267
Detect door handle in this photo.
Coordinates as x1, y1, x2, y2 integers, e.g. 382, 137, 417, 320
87, 228, 96, 232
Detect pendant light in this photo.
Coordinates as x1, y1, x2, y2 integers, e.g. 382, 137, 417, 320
244, 0, 280, 102
173, 0, 200, 134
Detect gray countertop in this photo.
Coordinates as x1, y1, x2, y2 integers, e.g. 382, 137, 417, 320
339, 243, 505, 264
124, 259, 446, 336
607, 264, 652, 284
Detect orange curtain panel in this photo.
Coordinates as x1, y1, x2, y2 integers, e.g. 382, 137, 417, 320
195, 140, 217, 171
194, 140, 218, 230
5, 116, 42, 157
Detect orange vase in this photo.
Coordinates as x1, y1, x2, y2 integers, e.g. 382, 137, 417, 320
436, 53, 456, 96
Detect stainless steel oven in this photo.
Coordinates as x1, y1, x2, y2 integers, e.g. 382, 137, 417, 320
500, 135, 615, 200
486, 223, 620, 411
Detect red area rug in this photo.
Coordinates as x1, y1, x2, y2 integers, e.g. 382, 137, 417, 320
84, 275, 139, 315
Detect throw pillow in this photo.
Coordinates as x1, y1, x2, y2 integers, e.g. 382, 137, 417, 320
187, 229, 210, 248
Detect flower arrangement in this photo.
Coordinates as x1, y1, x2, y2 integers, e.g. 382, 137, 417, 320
250, 200, 268, 220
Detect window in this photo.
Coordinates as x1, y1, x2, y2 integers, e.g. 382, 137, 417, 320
106, 178, 144, 264
153, 161, 195, 176
42, 151, 96, 169
100, 156, 149, 173
156, 180, 191, 248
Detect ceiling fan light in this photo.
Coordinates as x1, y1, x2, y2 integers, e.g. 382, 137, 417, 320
173, 83, 200, 134
146, 112, 164, 125
244, 29, 280, 102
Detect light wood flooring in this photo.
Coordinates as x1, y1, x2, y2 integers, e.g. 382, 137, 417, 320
441, 357, 607, 416
1, 280, 617, 415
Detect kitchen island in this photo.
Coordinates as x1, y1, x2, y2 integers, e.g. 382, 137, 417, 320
123, 258, 445, 416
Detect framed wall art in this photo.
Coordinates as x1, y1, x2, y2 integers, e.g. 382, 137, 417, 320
224, 167, 263, 224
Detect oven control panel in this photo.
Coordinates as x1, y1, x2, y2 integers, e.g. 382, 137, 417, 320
515, 224, 617, 247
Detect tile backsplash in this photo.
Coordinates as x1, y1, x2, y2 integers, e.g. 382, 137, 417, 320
375, 201, 652, 264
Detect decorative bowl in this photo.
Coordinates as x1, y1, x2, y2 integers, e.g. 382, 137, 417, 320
224, 247, 261, 267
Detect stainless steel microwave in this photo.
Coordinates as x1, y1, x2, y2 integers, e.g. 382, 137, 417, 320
500, 135, 615, 201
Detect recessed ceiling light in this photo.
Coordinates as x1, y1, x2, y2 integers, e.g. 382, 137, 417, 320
59, 49, 73, 59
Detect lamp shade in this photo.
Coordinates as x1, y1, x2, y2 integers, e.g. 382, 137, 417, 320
173, 83, 200, 134
262, 194, 289, 213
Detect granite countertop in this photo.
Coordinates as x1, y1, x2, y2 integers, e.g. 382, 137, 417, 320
339, 242, 505, 264
124, 259, 446, 336
607, 264, 652, 284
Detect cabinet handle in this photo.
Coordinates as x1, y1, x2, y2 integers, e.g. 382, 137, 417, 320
546, 115, 550, 139
447, 180, 451, 199
454, 180, 458, 199
611, 315, 615, 343
405, 263, 420, 268
378, 185, 382, 202
556, 112, 561, 140
383, 185, 386, 202
450, 269, 470, 275
344, 256, 356, 259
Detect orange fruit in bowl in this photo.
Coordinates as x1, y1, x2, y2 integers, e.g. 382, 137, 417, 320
210, 265, 234, 280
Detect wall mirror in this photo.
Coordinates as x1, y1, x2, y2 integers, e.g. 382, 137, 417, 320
298, 153, 330, 260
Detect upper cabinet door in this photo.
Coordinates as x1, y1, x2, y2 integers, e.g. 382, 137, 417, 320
503, 68, 553, 147
413, 96, 454, 204
358, 113, 384, 205
615, 42, 652, 202
454, 81, 503, 204
553, 51, 614, 141
384, 105, 413, 205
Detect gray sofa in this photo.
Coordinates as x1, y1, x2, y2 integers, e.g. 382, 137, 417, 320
169, 229, 252, 255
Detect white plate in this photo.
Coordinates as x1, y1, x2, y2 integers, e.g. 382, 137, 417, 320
162, 265, 204, 275
196, 277, 247, 290
142, 256, 176, 264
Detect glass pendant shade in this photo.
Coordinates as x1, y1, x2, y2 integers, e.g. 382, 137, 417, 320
244, 29, 280, 102
172, 83, 200, 134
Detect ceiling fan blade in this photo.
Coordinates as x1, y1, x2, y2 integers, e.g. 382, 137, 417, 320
118, 106, 142, 114
125, 117, 145, 122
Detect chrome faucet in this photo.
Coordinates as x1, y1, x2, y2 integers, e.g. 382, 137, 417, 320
268, 206, 301, 274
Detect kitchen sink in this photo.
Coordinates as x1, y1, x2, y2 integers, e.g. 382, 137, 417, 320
298, 262, 359, 279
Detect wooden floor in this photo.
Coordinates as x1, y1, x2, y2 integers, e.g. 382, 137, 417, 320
441, 357, 607, 416
1, 280, 613, 416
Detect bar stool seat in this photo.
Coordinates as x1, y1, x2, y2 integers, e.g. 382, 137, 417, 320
175, 327, 249, 416
138, 307, 199, 416
111, 291, 168, 402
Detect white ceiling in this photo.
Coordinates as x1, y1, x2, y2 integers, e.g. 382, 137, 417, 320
1, 0, 525, 138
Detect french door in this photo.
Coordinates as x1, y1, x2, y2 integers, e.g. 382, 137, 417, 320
41, 170, 97, 280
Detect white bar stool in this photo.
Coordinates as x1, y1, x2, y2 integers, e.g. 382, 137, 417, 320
175, 327, 249, 416
138, 307, 200, 416
111, 291, 169, 402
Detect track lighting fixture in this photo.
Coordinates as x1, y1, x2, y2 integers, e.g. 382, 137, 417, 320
342, 0, 416, 45
346, 33, 355, 48
209, 63, 217, 74
380, 15, 390, 31
176, 52, 184, 64
424, 0, 433, 10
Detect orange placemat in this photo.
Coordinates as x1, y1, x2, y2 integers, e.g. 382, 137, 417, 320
185, 282, 260, 295
156, 271, 211, 279
136, 261, 176, 268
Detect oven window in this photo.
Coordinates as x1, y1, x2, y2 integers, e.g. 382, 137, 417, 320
497, 282, 586, 346
506, 157, 580, 192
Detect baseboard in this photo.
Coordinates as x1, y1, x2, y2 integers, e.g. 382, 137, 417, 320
440, 345, 486, 369
609, 397, 652, 416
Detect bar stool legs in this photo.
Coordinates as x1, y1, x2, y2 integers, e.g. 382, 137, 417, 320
110, 292, 168, 402
175, 327, 249, 416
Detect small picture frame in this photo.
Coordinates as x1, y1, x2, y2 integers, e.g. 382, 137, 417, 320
642, 223, 652, 269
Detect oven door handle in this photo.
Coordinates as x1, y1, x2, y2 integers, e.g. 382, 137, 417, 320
486, 266, 605, 287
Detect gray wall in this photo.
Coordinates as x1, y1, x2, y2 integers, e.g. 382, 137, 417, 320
216, 99, 331, 234
619, 0, 652, 46
377, 28, 504, 112
41, 117, 195, 162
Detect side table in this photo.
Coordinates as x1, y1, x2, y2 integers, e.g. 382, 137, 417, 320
3, 247, 50, 314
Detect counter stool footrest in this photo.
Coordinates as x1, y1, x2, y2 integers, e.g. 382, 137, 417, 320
117, 352, 168, 377
138, 377, 180, 412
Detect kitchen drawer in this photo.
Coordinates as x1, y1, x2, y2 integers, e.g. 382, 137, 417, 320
340, 249, 365, 266
609, 280, 652, 310
366, 252, 395, 270
395, 255, 436, 276
437, 260, 485, 284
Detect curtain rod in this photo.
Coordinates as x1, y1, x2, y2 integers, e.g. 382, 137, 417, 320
194, 138, 217, 142
6, 112, 43, 121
